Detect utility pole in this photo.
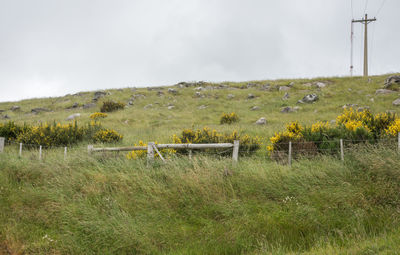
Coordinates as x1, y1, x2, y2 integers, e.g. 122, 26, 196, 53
352, 14, 376, 77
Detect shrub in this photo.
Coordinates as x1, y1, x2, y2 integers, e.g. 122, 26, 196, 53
0, 121, 29, 141
126, 141, 176, 160
92, 129, 123, 143
100, 101, 125, 113
0, 120, 122, 146
90, 112, 108, 120
220, 112, 239, 124
16, 122, 85, 147
268, 109, 399, 156
172, 127, 261, 156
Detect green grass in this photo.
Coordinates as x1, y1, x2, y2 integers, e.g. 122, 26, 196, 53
1, 74, 400, 254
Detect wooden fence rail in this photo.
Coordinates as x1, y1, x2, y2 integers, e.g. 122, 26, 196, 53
88, 141, 240, 163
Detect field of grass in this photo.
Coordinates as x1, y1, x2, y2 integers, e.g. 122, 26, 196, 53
1, 74, 400, 254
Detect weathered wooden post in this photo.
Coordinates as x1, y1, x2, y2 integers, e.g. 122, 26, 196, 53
87, 145, 94, 154
288, 141, 292, 166
188, 150, 193, 159
19, 143, 22, 157
39, 145, 42, 160
232, 140, 239, 163
398, 133, 400, 153
340, 139, 344, 161
0, 137, 4, 153
64, 147, 67, 160
147, 142, 155, 164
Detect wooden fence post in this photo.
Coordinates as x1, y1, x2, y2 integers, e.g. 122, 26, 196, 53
288, 141, 292, 166
19, 143, 22, 157
39, 145, 42, 160
64, 147, 67, 160
340, 139, 344, 161
88, 145, 94, 154
232, 140, 239, 163
0, 137, 4, 153
147, 142, 155, 164
398, 133, 400, 153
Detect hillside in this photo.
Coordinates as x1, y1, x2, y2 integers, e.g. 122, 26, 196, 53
1, 74, 400, 254
1, 74, 399, 144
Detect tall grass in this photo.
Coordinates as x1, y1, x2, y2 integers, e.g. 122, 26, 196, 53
1, 145, 400, 254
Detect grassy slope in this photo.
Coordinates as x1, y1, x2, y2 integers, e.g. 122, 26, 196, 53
1, 74, 400, 254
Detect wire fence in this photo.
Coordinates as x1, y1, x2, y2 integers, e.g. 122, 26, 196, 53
1, 135, 400, 165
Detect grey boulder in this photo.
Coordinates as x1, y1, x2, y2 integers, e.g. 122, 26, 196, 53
66, 113, 81, 121
392, 98, 400, 106
255, 117, 267, 125
298, 94, 318, 104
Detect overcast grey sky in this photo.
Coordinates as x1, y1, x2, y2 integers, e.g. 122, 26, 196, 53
0, 0, 398, 102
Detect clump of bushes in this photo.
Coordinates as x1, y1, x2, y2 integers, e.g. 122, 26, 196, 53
220, 112, 239, 124
0, 121, 123, 146
267, 108, 399, 156
172, 126, 261, 155
92, 129, 123, 143
100, 101, 125, 113
90, 112, 108, 120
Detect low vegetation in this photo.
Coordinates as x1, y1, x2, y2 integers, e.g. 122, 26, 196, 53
100, 100, 125, 113
1, 74, 400, 254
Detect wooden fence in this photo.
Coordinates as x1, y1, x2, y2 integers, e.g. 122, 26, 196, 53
88, 140, 240, 163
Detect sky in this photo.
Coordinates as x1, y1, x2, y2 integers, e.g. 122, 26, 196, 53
0, 0, 399, 102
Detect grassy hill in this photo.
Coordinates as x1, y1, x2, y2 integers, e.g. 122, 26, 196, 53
1, 74, 400, 254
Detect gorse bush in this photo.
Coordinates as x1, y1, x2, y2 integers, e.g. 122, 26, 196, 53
268, 108, 399, 156
0, 121, 29, 141
90, 112, 108, 120
0, 121, 123, 146
100, 100, 125, 113
220, 112, 239, 124
92, 129, 123, 143
172, 127, 261, 155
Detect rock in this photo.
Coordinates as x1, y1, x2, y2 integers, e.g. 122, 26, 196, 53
10, 106, 20, 111
356, 106, 370, 112
157, 91, 164, 96
375, 89, 396, 94
144, 104, 153, 109
247, 94, 255, 99
255, 117, 267, 125
342, 104, 358, 109
282, 92, 290, 100
128, 100, 134, 106
167, 106, 175, 110
227, 94, 235, 99
281, 106, 300, 113
392, 98, 400, 106
83, 103, 96, 109
66, 113, 81, 121
247, 83, 257, 88
66, 102, 79, 109
2, 114, 10, 119
93, 91, 107, 102
288, 82, 295, 87
198, 105, 207, 110
298, 94, 318, 104
314, 82, 327, 88
250, 106, 260, 111
31, 108, 51, 114
0, 110, 4, 113
168, 88, 178, 95
194, 92, 203, 98
303, 82, 313, 87
259, 84, 271, 91
279, 86, 290, 91
195, 87, 205, 91
370, 98, 375, 102
384, 75, 400, 90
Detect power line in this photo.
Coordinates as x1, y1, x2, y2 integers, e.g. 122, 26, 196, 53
376, 0, 388, 17
363, 0, 369, 14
